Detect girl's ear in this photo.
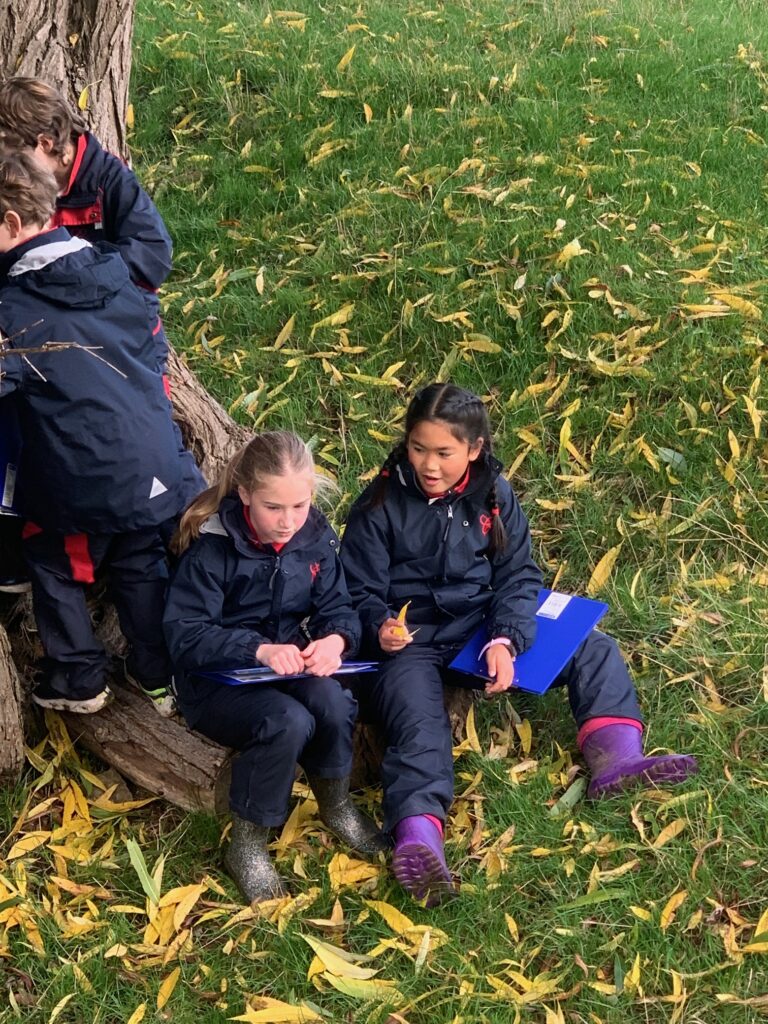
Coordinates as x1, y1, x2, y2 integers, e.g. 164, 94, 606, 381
468, 437, 484, 461
236, 484, 250, 505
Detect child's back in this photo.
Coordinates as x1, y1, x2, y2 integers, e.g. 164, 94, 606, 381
0, 228, 186, 532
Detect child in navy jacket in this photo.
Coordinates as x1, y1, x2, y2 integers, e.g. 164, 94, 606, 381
0, 78, 172, 311
341, 383, 699, 906
164, 432, 387, 903
0, 77, 203, 590
0, 152, 194, 714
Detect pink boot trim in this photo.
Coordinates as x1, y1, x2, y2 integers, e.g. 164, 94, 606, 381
578, 717, 643, 750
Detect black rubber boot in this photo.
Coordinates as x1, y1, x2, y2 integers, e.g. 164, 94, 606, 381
223, 815, 287, 903
307, 775, 390, 857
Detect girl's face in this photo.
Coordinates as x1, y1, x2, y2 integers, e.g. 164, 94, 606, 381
238, 473, 313, 545
407, 419, 483, 496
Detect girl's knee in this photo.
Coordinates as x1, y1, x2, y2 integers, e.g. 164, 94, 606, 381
254, 705, 315, 754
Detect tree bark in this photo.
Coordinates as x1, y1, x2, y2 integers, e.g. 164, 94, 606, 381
0, 0, 133, 157
59, 679, 232, 814
0, 624, 24, 783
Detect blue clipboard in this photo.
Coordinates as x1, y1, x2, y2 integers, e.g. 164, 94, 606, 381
201, 661, 379, 686
448, 589, 608, 694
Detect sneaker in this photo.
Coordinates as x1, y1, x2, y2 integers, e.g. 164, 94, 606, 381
32, 681, 113, 714
0, 577, 31, 594
122, 662, 177, 718
141, 684, 177, 718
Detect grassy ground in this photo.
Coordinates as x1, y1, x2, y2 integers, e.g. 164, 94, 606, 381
2, 0, 768, 1020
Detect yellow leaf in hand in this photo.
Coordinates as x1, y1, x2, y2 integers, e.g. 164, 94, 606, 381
392, 601, 411, 637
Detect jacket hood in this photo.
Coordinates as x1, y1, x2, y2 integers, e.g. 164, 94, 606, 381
1, 228, 129, 310
212, 495, 330, 557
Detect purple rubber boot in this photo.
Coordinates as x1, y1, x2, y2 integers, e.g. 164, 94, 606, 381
582, 723, 699, 799
391, 815, 454, 907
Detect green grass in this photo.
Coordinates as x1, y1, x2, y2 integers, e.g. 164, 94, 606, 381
2, 0, 768, 1020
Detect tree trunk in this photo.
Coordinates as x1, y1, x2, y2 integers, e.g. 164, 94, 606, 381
0, 0, 133, 157
0, 624, 24, 783
0, 0, 475, 807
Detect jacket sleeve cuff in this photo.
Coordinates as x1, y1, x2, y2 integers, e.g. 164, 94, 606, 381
488, 624, 529, 656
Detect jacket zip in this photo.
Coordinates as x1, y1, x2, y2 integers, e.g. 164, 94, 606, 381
269, 555, 283, 617
440, 503, 454, 580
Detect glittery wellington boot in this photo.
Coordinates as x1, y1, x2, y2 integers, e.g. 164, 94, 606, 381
307, 776, 390, 857
391, 815, 454, 907
582, 724, 699, 799
223, 816, 287, 904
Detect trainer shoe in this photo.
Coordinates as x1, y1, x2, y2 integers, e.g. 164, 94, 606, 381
32, 681, 112, 714
0, 577, 31, 594
122, 661, 177, 718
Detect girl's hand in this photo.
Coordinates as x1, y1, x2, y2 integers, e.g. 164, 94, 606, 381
256, 643, 306, 675
379, 617, 414, 653
484, 644, 516, 695
302, 634, 346, 677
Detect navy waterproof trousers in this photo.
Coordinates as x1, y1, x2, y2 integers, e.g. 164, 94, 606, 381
365, 631, 643, 831
24, 526, 171, 698
180, 676, 358, 826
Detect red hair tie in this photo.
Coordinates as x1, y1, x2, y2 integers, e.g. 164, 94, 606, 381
491, 506, 500, 516
381, 469, 390, 477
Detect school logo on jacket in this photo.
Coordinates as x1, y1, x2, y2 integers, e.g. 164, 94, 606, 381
479, 513, 493, 536
309, 561, 320, 582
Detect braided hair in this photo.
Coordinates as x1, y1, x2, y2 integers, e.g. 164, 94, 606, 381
367, 383, 507, 554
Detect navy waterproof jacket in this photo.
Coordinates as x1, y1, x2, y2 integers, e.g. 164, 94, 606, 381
0, 229, 191, 533
340, 453, 543, 654
164, 496, 361, 691
52, 132, 172, 291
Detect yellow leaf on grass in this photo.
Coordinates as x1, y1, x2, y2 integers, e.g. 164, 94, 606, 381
652, 818, 687, 848
711, 292, 762, 319
743, 907, 768, 952
364, 900, 415, 935
337, 45, 356, 72
230, 997, 321, 1022
327, 852, 380, 891
465, 703, 482, 753
363, 103, 373, 123
460, 333, 501, 354
323, 974, 402, 1001
630, 905, 652, 921
126, 1004, 147, 1024
311, 303, 354, 336
157, 966, 181, 1010
586, 543, 622, 595
8, 831, 50, 859
301, 935, 378, 979
505, 912, 520, 942
274, 314, 296, 350
660, 890, 688, 931
555, 238, 586, 266
515, 719, 532, 756
49, 994, 75, 1024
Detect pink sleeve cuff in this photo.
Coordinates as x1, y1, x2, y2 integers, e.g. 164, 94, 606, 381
479, 636, 513, 658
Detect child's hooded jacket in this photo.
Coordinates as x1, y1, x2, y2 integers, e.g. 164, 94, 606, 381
52, 132, 172, 292
0, 228, 190, 533
340, 452, 543, 654
164, 495, 361, 687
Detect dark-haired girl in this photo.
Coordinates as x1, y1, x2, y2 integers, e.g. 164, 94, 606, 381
341, 383, 698, 906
